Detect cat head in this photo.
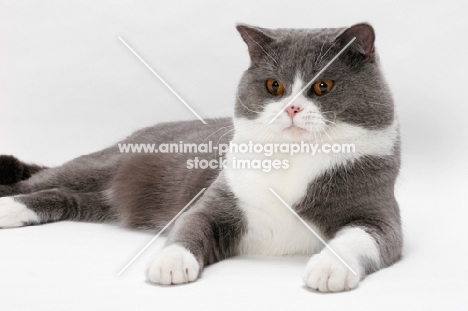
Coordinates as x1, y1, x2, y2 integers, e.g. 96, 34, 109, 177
234, 23, 394, 143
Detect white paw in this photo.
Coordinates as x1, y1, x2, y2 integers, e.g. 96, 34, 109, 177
0, 197, 39, 228
303, 249, 361, 292
146, 244, 200, 285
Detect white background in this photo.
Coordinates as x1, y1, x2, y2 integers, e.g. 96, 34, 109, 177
1, 0, 468, 310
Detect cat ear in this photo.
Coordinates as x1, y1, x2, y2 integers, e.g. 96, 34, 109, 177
236, 24, 275, 62
337, 23, 375, 62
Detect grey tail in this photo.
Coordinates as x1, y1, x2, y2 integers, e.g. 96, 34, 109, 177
0, 155, 47, 185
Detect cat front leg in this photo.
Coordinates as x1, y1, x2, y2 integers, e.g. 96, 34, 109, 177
303, 226, 382, 292
146, 177, 245, 285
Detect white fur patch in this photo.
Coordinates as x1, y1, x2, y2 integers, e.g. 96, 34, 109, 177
303, 227, 381, 292
146, 244, 200, 285
0, 197, 39, 228
234, 115, 399, 157
225, 152, 326, 255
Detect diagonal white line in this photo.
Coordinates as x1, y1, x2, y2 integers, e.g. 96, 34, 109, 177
268, 188, 358, 275
117, 188, 206, 276
268, 37, 356, 124
118, 36, 207, 125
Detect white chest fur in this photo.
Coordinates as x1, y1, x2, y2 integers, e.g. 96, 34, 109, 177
225, 119, 398, 256
225, 151, 327, 256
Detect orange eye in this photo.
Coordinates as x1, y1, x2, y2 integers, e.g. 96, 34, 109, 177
266, 79, 285, 96
312, 80, 334, 96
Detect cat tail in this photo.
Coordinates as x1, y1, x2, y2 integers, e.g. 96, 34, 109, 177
0, 155, 47, 185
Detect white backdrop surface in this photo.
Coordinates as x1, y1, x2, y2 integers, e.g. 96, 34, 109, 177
1, 0, 467, 310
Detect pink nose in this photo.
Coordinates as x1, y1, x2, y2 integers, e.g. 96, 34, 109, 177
285, 105, 303, 118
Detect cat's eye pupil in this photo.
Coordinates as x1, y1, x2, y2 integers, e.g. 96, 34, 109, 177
272, 81, 279, 92
319, 82, 328, 93
312, 79, 334, 96
266, 79, 284, 95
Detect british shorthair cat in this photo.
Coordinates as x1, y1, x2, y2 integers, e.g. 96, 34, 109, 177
0, 23, 401, 292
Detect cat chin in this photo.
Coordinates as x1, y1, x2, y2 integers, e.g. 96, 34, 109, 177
282, 126, 313, 141
284, 126, 308, 134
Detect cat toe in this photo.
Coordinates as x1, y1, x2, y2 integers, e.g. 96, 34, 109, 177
146, 244, 199, 285
303, 250, 361, 292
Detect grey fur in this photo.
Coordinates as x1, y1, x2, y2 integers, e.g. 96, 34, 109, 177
166, 173, 245, 269
295, 148, 402, 273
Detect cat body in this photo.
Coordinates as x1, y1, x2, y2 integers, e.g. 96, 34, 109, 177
0, 23, 402, 292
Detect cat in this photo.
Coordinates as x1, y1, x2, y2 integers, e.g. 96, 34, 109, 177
0, 23, 402, 292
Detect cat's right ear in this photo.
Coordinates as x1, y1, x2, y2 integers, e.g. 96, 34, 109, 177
236, 24, 275, 62
337, 23, 376, 62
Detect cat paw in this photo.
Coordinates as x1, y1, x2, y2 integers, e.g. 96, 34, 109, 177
0, 197, 39, 228
303, 249, 361, 292
146, 244, 200, 285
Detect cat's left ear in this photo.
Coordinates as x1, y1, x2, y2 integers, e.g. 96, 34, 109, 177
236, 24, 276, 62
337, 23, 375, 62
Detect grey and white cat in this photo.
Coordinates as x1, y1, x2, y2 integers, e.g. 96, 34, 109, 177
0, 23, 402, 292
